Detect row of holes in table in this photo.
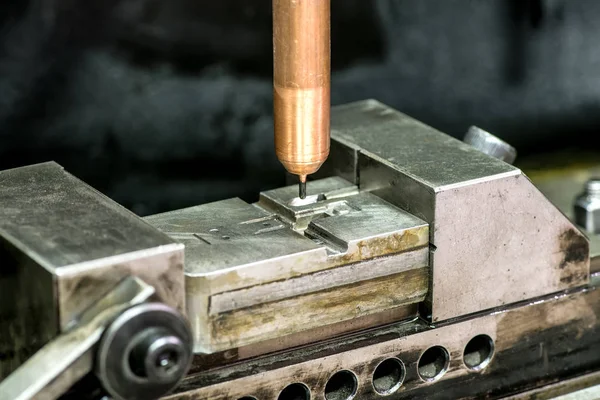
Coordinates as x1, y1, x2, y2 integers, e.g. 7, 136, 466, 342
236, 335, 495, 400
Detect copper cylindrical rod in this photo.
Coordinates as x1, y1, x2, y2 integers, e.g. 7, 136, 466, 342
273, 0, 331, 197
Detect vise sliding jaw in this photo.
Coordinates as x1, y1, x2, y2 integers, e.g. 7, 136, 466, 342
0, 100, 594, 400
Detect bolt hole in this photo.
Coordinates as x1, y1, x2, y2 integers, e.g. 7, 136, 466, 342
464, 335, 494, 371
325, 370, 357, 400
418, 346, 449, 382
263, 222, 270, 226
372, 358, 405, 395
278, 383, 310, 400
222, 235, 230, 240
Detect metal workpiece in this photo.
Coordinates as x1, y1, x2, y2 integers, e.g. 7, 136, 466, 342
146, 178, 429, 353
258, 176, 360, 231
574, 179, 600, 234
273, 0, 331, 182
320, 100, 590, 322
464, 126, 517, 164
0, 276, 155, 400
0, 162, 185, 378
96, 303, 193, 400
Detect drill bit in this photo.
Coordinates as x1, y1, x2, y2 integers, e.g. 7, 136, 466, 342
299, 176, 307, 199
273, 0, 331, 197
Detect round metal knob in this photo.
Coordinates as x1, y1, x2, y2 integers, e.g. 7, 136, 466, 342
96, 303, 193, 400
128, 327, 187, 384
464, 126, 517, 164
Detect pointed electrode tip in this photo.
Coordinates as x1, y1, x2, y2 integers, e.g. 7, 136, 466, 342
299, 175, 307, 199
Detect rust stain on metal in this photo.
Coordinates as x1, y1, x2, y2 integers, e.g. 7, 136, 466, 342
559, 229, 588, 269
496, 288, 598, 350
189, 304, 418, 374
557, 228, 589, 285
356, 230, 423, 258
331, 226, 428, 267
199, 226, 428, 295
209, 267, 428, 350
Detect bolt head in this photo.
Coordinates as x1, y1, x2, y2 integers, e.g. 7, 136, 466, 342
574, 192, 600, 234
143, 334, 186, 383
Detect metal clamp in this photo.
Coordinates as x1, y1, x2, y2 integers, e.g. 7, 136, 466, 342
96, 303, 193, 400
0, 277, 193, 400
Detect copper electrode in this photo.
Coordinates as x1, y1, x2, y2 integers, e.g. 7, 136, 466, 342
273, 0, 331, 197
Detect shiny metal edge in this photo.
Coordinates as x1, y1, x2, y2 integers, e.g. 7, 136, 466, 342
54, 243, 185, 277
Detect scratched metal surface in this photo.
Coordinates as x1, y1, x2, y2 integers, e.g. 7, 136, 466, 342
0, 162, 175, 270
0, 162, 185, 379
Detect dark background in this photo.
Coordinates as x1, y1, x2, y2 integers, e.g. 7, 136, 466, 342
0, 0, 598, 215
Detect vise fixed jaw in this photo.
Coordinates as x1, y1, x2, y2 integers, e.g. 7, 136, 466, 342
320, 99, 590, 322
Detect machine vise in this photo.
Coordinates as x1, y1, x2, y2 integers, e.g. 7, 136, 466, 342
1, 100, 598, 400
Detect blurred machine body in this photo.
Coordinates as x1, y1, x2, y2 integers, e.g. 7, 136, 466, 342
1, 100, 600, 399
